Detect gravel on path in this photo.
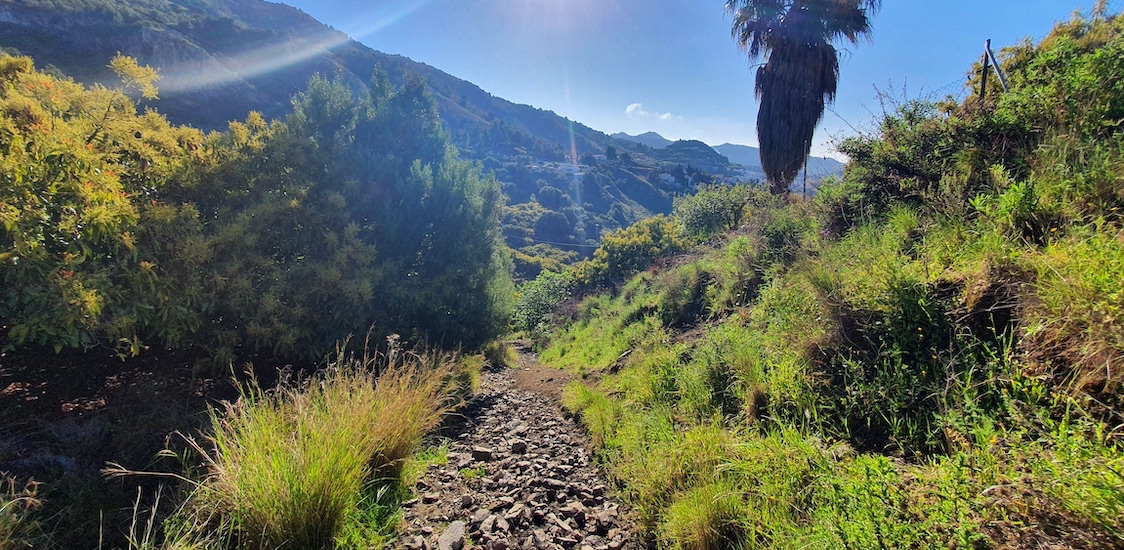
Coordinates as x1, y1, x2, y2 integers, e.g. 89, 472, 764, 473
397, 345, 641, 550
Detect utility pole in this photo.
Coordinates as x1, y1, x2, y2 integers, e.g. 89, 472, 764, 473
802, 142, 809, 200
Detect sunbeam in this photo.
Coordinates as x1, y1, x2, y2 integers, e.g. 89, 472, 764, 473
157, 0, 437, 94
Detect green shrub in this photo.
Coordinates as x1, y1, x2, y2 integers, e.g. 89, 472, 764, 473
512, 270, 576, 334
574, 215, 685, 288
1031, 133, 1124, 224
673, 183, 765, 238
0, 58, 512, 362
482, 339, 516, 369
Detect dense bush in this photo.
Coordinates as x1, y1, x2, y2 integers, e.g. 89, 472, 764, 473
573, 215, 685, 288
512, 270, 575, 334
0, 54, 207, 354
0, 57, 512, 361
672, 183, 764, 238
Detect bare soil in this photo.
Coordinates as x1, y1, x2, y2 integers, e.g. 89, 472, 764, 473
0, 345, 238, 548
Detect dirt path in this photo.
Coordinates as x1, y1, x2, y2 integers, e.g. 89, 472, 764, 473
397, 342, 641, 550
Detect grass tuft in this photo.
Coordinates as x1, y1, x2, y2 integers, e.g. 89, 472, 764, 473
659, 482, 747, 550
1027, 226, 1124, 398
0, 475, 40, 550
166, 342, 463, 549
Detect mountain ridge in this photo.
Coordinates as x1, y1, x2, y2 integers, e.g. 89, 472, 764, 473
615, 131, 845, 178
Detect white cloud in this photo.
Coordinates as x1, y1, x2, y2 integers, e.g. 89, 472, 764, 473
626, 102, 678, 121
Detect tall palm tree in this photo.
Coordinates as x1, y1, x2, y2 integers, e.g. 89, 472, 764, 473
727, 0, 880, 195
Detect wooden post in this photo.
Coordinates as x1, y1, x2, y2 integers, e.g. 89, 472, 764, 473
980, 39, 991, 108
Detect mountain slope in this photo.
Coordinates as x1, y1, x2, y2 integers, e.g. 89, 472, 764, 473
712, 143, 763, 168
0, 0, 613, 157
612, 131, 673, 149
611, 134, 846, 178
0, 0, 701, 264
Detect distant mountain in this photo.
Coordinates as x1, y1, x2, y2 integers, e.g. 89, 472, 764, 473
616, 132, 845, 180
713, 143, 845, 179
612, 131, 673, 149
713, 143, 763, 169
649, 140, 730, 173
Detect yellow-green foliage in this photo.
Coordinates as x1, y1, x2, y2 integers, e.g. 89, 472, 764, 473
0, 56, 512, 361
0, 54, 206, 353
173, 347, 464, 549
574, 214, 685, 288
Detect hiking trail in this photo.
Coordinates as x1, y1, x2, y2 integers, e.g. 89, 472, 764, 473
398, 341, 641, 550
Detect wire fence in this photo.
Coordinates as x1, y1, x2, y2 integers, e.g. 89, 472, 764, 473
822, 0, 1119, 159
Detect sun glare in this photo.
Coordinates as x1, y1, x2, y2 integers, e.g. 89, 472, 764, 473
507, 0, 617, 34
158, 0, 437, 94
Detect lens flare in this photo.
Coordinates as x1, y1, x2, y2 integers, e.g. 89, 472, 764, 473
157, 0, 435, 94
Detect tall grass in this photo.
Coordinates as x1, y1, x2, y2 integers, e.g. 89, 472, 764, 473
169, 343, 462, 550
1028, 227, 1124, 394
547, 199, 1124, 547
0, 476, 39, 550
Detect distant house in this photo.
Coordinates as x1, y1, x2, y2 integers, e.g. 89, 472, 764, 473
559, 164, 585, 176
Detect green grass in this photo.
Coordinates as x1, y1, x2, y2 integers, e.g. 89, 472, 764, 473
158, 345, 466, 550
1027, 226, 1124, 394
659, 481, 748, 550
545, 193, 1124, 548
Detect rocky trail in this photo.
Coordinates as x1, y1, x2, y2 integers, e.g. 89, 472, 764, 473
398, 342, 642, 550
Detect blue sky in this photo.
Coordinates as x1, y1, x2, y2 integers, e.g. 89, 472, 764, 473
277, 0, 1099, 157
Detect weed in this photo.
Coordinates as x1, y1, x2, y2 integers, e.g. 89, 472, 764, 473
400, 443, 450, 490
459, 466, 486, 481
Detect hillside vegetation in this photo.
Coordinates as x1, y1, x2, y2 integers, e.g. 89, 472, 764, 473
0, 52, 506, 549
530, 12, 1124, 549
0, 0, 747, 273
0, 53, 511, 363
